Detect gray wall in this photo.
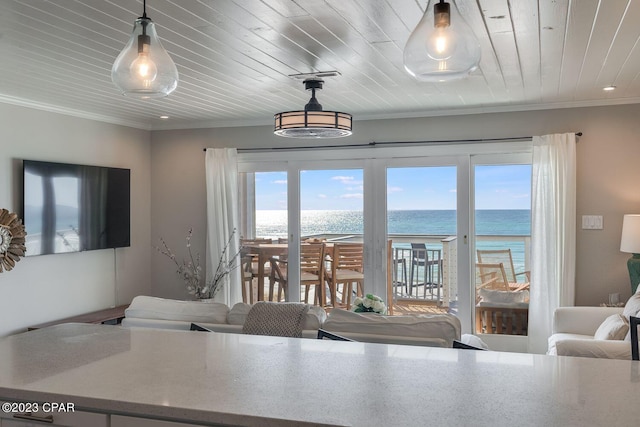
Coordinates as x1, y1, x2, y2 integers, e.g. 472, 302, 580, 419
0, 104, 152, 336
150, 104, 640, 306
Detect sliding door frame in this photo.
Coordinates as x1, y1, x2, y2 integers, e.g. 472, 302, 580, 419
238, 141, 532, 333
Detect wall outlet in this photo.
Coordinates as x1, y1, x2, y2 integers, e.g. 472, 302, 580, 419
581, 215, 603, 230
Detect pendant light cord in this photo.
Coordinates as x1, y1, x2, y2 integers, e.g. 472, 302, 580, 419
142, 0, 147, 19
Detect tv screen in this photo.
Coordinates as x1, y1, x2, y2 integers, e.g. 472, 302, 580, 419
22, 160, 130, 256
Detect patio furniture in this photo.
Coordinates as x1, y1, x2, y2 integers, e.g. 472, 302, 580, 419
475, 263, 529, 335
408, 243, 442, 299
270, 243, 326, 305
241, 238, 275, 294
477, 249, 529, 286
325, 242, 364, 309
240, 242, 287, 301
240, 253, 256, 303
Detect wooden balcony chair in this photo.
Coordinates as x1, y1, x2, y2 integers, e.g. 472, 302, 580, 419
241, 238, 275, 296
269, 243, 326, 305
475, 262, 529, 335
240, 253, 257, 304
325, 243, 364, 309
477, 249, 529, 287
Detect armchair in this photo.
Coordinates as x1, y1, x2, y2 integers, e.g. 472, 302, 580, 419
547, 306, 631, 359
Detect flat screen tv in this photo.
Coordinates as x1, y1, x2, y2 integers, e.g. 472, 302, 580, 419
22, 160, 130, 256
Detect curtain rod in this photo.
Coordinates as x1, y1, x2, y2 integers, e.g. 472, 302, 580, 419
203, 132, 582, 153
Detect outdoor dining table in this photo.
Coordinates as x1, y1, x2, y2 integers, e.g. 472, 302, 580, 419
242, 242, 335, 302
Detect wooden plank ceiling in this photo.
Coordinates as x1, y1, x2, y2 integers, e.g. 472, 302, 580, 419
0, 0, 638, 130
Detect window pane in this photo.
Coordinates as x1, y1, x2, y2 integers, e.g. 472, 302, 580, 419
387, 166, 457, 315
474, 164, 532, 336
301, 169, 363, 307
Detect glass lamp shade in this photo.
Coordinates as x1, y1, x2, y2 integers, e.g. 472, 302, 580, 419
403, 0, 481, 82
274, 110, 352, 138
111, 17, 178, 98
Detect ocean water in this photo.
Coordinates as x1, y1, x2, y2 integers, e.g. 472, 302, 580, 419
256, 209, 530, 236
256, 209, 531, 271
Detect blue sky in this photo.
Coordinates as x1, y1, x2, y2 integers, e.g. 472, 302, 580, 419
254, 164, 531, 210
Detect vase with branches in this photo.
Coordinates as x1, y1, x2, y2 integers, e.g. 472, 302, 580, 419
156, 228, 241, 300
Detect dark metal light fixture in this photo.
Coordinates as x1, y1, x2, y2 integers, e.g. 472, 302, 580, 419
111, 0, 178, 98
404, 0, 481, 82
274, 79, 352, 138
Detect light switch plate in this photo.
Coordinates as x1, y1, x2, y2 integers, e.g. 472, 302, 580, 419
582, 215, 603, 230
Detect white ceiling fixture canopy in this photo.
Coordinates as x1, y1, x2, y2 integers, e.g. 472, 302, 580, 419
274, 76, 352, 139
111, 0, 179, 99
404, 0, 481, 82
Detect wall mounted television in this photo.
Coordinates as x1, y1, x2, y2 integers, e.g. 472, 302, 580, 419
22, 160, 130, 256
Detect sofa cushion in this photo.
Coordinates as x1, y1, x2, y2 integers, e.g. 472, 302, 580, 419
478, 288, 529, 305
227, 302, 326, 330
227, 303, 251, 325
323, 309, 460, 346
594, 314, 629, 340
125, 296, 229, 324
547, 332, 594, 355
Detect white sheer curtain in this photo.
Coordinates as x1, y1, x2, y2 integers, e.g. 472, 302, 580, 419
205, 148, 241, 306
528, 133, 577, 354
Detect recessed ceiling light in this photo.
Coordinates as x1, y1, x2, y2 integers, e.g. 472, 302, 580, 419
603, 86, 616, 91
159, 115, 169, 119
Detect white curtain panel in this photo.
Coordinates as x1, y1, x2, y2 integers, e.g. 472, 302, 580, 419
528, 133, 577, 354
205, 148, 241, 306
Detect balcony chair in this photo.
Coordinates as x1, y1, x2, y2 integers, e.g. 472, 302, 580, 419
269, 243, 326, 305
408, 243, 441, 299
325, 242, 364, 309
475, 262, 529, 335
477, 249, 529, 288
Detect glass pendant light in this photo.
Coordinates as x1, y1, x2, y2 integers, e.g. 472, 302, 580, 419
111, 0, 178, 98
404, 0, 480, 82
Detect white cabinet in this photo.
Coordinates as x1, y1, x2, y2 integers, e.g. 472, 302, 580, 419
0, 402, 107, 427
111, 415, 206, 427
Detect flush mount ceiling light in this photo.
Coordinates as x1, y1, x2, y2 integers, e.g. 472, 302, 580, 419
111, 0, 178, 98
403, 0, 481, 82
274, 78, 352, 138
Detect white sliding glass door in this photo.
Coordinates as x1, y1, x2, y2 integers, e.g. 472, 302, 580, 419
386, 165, 458, 310
238, 143, 532, 349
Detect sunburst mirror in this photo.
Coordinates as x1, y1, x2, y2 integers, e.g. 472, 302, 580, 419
0, 209, 26, 272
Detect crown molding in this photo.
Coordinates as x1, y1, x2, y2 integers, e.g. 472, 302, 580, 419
2, 93, 640, 132
0, 94, 152, 130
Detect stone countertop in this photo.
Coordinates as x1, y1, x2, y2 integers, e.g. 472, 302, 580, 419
0, 323, 639, 426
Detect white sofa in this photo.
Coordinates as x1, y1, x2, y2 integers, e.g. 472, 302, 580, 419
322, 308, 461, 347
122, 296, 461, 347
547, 306, 631, 359
122, 296, 326, 338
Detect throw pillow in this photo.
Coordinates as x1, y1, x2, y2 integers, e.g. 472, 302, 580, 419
242, 302, 309, 338
623, 286, 640, 318
594, 314, 629, 340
